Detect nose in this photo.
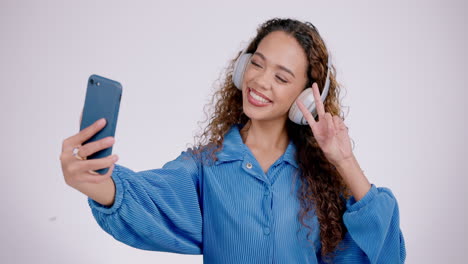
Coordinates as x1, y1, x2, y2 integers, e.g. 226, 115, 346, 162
251, 70, 272, 91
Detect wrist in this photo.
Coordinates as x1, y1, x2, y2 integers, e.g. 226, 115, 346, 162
333, 154, 371, 201
333, 154, 358, 171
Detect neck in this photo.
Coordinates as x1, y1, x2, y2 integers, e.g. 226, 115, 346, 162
240, 118, 289, 152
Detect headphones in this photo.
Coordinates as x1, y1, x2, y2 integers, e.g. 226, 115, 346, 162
232, 39, 332, 125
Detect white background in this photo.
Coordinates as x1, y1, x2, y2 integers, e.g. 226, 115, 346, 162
1, 0, 467, 263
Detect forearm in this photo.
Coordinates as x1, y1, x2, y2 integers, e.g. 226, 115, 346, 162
334, 154, 371, 201
74, 177, 116, 207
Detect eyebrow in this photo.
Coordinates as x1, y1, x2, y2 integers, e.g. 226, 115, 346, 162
253, 52, 296, 79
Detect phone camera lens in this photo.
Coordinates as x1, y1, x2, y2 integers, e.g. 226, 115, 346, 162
90, 79, 94, 85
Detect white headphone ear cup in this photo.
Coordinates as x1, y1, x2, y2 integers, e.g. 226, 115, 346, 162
289, 88, 317, 125
233, 53, 252, 89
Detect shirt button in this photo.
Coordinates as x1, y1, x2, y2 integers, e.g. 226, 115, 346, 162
263, 227, 270, 235
246, 162, 253, 169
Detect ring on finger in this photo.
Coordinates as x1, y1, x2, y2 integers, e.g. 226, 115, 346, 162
72, 147, 85, 160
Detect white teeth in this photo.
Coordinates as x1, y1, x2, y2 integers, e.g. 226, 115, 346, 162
250, 90, 270, 103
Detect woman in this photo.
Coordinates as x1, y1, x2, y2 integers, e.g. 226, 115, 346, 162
60, 18, 406, 263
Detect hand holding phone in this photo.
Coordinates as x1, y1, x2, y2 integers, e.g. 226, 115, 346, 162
60, 117, 119, 205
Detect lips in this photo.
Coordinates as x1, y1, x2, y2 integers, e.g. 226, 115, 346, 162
247, 87, 272, 107
249, 87, 272, 102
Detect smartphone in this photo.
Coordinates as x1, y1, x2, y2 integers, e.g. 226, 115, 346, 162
80, 74, 122, 174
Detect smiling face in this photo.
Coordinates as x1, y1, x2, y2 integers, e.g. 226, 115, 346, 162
241, 30, 309, 124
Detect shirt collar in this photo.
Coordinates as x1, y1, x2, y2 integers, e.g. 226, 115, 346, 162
215, 124, 299, 169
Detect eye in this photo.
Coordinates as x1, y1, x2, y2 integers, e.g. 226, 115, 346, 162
250, 60, 262, 68
276, 76, 287, 83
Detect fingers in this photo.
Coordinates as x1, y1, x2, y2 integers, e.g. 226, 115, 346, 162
79, 164, 116, 184
333, 115, 348, 132
325, 112, 335, 135
78, 136, 115, 159
312, 83, 326, 117
296, 99, 316, 126
63, 118, 106, 152
332, 115, 341, 133
86, 155, 119, 172
63, 156, 118, 186
76, 118, 107, 145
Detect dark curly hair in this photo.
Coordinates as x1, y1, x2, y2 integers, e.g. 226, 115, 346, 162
191, 17, 351, 261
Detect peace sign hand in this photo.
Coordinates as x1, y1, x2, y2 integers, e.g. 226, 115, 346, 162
295, 82, 353, 166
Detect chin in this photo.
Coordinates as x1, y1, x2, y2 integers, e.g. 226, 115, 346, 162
243, 105, 286, 124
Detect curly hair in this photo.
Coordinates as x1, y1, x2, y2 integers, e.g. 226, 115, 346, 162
191, 17, 351, 261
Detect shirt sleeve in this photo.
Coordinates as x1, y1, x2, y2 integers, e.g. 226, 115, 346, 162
333, 184, 406, 264
87, 149, 203, 255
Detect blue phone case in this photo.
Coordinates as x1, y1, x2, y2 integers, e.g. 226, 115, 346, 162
80, 74, 122, 174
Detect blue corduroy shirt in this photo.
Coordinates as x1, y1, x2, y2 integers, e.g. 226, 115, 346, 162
88, 124, 406, 263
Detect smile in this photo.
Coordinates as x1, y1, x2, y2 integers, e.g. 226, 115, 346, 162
247, 87, 272, 106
